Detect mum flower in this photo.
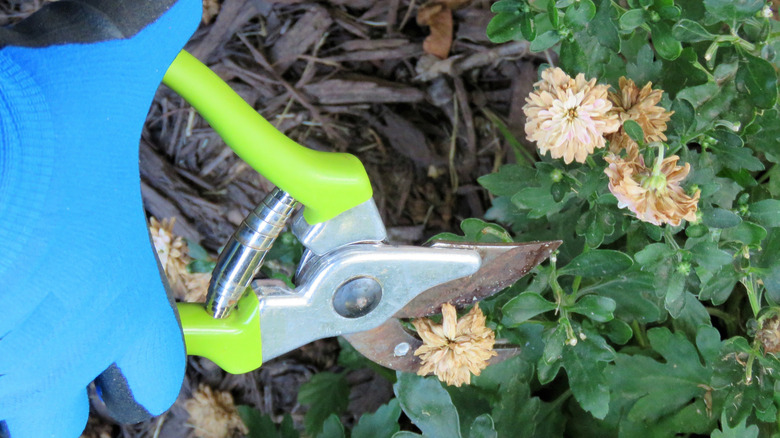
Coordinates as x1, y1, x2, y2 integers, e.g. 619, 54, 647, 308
412, 303, 497, 387
524, 67, 620, 164
604, 143, 700, 226
149, 217, 211, 302
607, 77, 673, 151
184, 384, 248, 438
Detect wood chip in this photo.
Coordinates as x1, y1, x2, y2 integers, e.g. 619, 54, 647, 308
371, 108, 443, 166
270, 5, 333, 72
188, 0, 257, 62
325, 43, 422, 62
303, 76, 426, 104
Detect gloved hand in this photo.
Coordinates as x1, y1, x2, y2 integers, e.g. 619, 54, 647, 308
0, 1, 201, 436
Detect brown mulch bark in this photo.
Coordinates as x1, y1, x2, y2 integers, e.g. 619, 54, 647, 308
1, 0, 547, 436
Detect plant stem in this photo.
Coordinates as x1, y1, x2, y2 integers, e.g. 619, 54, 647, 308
631, 320, 649, 348
744, 274, 761, 317
572, 275, 582, 294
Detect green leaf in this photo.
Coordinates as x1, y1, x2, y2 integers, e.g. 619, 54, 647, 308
491, 379, 541, 437
618, 9, 645, 30
584, 272, 662, 323
699, 266, 739, 305
686, 223, 708, 238
502, 292, 558, 326
690, 241, 732, 272
478, 164, 534, 196
711, 412, 759, 438
238, 406, 281, 438
529, 30, 563, 52
280, 415, 299, 438
564, 0, 596, 31
511, 186, 564, 218
316, 415, 345, 438
623, 119, 644, 143
671, 19, 716, 42
701, 207, 742, 228
568, 295, 616, 323
392, 433, 423, 438
736, 53, 778, 109
626, 44, 663, 86
603, 319, 633, 344
187, 259, 216, 274
562, 327, 616, 419
704, 0, 764, 23
748, 199, 780, 228
352, 400, 402, 438
434, 218, 514, 243
589, 0, 620, 52
468, 414, 497, 438
649, 21, 682, 60
558, 250, 634, 277
185, 238, 210, 260
394, 373, 462, 438
490, 0, 524, 13
298, 372, 349, 436
664, 270, 687, 318
608, 327, 717, 425
487, 11, 529, 43
721, 221, 767, 246
548, 0, 560, 28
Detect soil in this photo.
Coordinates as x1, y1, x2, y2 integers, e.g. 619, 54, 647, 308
0, 0, 544, 436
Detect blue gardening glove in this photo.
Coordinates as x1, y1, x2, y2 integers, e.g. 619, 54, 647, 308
0, 1, 201, 436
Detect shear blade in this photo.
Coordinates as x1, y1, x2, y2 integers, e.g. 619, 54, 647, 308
346, 240, 561, 372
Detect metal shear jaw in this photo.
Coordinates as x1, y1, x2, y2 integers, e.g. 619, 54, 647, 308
255, 199, 562, 369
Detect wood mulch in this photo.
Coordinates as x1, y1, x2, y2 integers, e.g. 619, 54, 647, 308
1, 0, 547, 436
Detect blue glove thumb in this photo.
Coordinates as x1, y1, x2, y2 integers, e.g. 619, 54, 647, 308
0, 1, 201, 436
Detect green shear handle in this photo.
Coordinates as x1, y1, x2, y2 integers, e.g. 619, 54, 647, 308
162, 50, 372, 225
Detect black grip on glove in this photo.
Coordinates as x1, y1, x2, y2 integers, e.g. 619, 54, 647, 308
0, 0, 178, 48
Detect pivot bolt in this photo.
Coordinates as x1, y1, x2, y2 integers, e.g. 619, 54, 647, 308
333, 277, 382, 318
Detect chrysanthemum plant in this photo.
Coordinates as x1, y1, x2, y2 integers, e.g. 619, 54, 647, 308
243, 2, 780, 437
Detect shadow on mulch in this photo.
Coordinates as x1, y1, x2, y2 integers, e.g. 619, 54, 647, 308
1, 0, 548, 436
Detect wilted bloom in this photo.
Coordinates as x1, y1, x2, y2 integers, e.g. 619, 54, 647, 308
184, 384, 248, 438
524, 67, 620, 164
604, 143, 700, 226
412, 303, 497, 387
149, 217, 211, 302
757, 315, 780, 354
607, 77, 673, 151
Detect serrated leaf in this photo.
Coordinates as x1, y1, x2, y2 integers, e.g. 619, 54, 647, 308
316, 415, 345, 438
529, 30, 562, 52
502, 292, 558, 326
238, 406, 281, 438
664, 270, 687, 318
394, 373, 462, 438
511, 186, 563, 218
690, 241, 732, 272
492, 379, 541, 437
748, 199, 780, 228
562, 327, 615, 419
711, 412, 759, 438
468, 414, 497, 438
608, 327, 717, 424
558, 250, 634, 277
568, 295, 616, 323
352, 400, 402, 438
671, 19, 716, 42
298, 372, 349, 436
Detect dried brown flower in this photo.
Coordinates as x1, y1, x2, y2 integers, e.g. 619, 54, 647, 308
184, 384, 248, 438
149, 217, 210, 302
757, 315, 780, 354
607, 77, 673, 152
604, 143, 700, 226
412, 303, 497, 387
79, 416, 112, 438
202, 0, 220, 23
523, 67, 620, 164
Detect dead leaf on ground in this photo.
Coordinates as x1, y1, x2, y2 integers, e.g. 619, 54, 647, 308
417, 0, 473, 59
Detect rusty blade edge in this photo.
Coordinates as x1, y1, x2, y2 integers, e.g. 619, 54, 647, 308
344, 318, 520, 373
394, 240, 562, 319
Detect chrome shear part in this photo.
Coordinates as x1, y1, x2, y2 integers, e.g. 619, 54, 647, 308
206, 188, 297, 318
253, 243, 483, 362
345, 240, 562, 372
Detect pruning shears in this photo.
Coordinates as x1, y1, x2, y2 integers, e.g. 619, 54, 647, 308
164, 51, 561, 375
